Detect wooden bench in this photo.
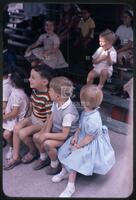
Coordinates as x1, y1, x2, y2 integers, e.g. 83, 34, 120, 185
103, 90, 130, 123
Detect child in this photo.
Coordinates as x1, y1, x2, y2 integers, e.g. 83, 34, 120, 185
3, 69, 30, 160
115, 10, 133, 66
52, 84, 116, 197
3, 65, 13, 114
4, 64, 53, 170
33, 76, 79, 174
25, 20, 68, 69
87, 29, 117, 89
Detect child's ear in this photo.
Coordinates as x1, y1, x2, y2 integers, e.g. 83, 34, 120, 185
43, 79, 48, 86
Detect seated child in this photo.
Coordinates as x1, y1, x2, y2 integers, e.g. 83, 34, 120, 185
33, 76, 79, 173
52, 84, 116, 197
115, 10, 133, 66
4, 64, 53, 170
3, 65, 13, 114
24, 20, 68, 69
3, 69, 30, 160
87, 29, 117, 89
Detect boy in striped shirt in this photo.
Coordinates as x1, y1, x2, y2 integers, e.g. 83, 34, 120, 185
4, 64, 53, 170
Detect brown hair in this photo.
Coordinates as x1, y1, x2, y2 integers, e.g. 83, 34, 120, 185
80, 84, 103, 109
49, 76, 73, 98
100, 29, 116, 44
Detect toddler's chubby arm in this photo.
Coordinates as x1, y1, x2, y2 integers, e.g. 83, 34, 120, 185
3, 106, 20, 120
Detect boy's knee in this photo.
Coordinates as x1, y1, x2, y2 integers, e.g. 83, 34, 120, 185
33, 133, 39, 143
44, 140, 52, 152
19, 130, 27, 141
13, 124, 20, 135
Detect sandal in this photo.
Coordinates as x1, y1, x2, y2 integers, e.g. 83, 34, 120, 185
21, 152, 38, 164
4, 158, 21, 170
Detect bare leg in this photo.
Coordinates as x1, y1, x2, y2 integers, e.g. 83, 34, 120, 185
19, 124, 42, 154
87, 69, 97, 84
44, 140, 63, 161
98, 69, 109, 89
3, 130, 13, 146
12, 118, 32, 160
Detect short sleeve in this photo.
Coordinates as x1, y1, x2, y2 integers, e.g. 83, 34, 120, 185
36, 34, 45, 45
84, 119, 99, 136
109, 49, 117, 63
115, 26, 120, 37
92, 47, 102, 59
62, 114, 76, 127
89, 18, 95, 29
3, 85, 12, 102
53, 35, 60, 48
12, 94, 22, 107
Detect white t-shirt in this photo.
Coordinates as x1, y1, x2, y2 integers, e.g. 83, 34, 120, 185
115, 25, 133, 45
3, 77, 12, 102
92, 46, 117, 70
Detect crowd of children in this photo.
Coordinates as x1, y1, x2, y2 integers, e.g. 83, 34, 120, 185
3, 6, 133, 197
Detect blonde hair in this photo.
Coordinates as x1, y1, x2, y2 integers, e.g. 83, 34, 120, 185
80, 84, 103, 109
100, 29, 116, 44
49, 76, 73, 98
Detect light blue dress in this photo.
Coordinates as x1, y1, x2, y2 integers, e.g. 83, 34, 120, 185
58, 107, 115, 175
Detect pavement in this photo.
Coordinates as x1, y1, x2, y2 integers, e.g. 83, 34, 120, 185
2, 125, 133, 198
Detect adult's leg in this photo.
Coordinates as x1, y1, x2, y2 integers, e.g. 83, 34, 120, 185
87, 69, 97, 84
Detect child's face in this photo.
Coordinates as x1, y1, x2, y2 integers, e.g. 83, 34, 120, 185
122, 13, 132, 26
29, 69, 48, 90
49, 87, 60, 102
44, 21, 54, 33
99, 36, 111, 49
82, 10, 90, 20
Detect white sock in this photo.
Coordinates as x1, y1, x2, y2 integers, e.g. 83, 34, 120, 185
51, 159, 59, 168
67, 182, 75, 189
40, 153, 47, 161
60, 167, 67, 175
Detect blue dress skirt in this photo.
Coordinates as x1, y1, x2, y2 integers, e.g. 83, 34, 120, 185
58, 109, 115, 176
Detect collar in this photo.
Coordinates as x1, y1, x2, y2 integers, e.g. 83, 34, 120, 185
56, 98, 71, 110
84, 107, 100, 116
3, 77, 11, 85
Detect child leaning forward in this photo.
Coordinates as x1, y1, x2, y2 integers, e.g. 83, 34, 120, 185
33, 76, 79, 174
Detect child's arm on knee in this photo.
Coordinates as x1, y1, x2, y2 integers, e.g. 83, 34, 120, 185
41, 113, 53, 133
74, 134, 93, 149
42, 127, 70, 141
3, 106, 20, 120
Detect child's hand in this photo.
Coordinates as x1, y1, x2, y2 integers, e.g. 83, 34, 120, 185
71, 136, 78, 145
37, 134, 47, 144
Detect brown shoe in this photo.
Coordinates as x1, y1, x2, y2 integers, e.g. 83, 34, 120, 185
45, 164, 61, 175
33, 157, 50, 170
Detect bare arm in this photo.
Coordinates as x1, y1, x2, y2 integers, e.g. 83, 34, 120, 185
3, 101, 7, 114
74, 134, 93, 148
117, 41, 133, 53
3, 106, 20, 120
43, 127, 70, 141
25, 40, 41, 53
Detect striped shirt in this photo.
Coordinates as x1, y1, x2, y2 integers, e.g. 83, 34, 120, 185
31, 89, 52, 122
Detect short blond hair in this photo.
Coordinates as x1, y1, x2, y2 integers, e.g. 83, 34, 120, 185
100, 29, 115, 44
80, 84, 103, 109
49, 76, 73, 98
